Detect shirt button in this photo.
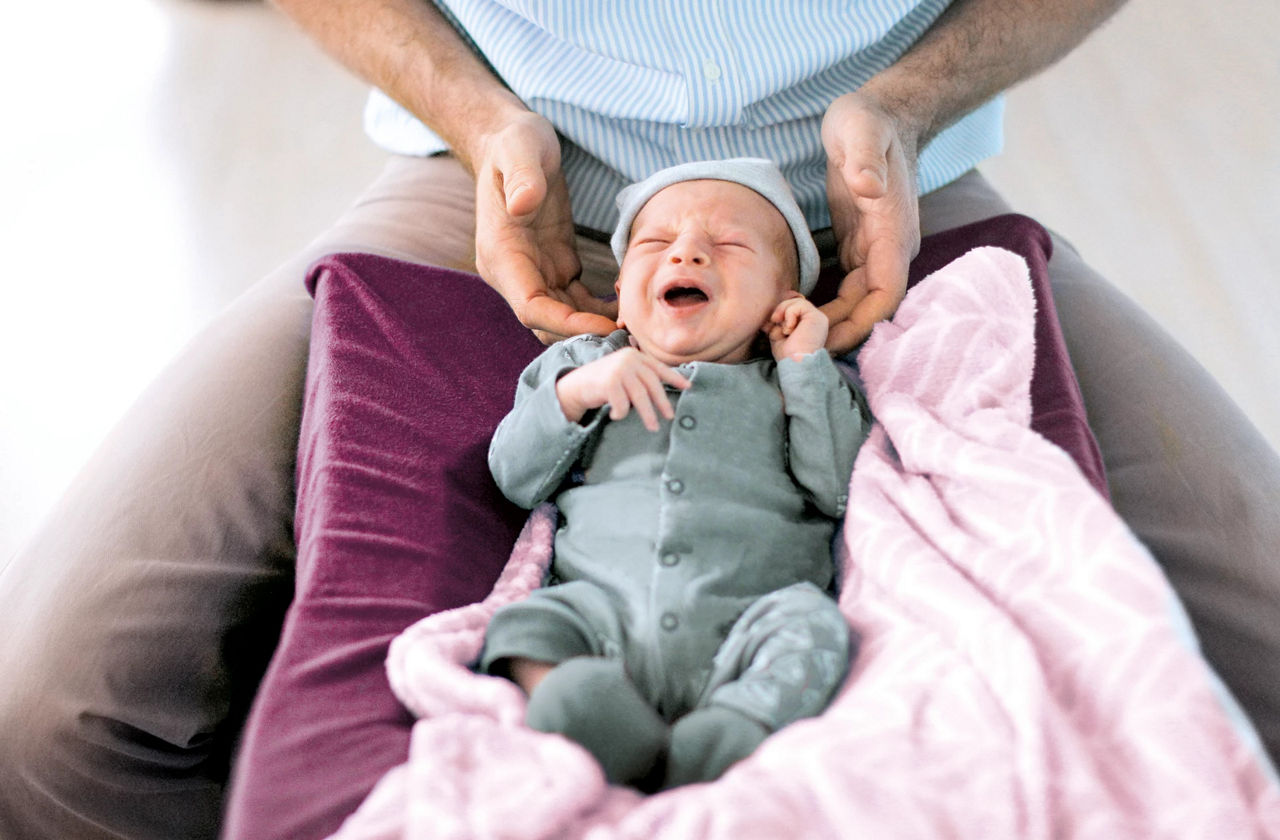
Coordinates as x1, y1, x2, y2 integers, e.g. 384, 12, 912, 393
660, 552, 680, 567
702, 59, 722, 81
661, 613, 680, 631
666, 478, 685, 494
678, 415, 696, 430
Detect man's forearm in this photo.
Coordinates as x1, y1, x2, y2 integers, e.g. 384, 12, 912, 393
863, 0, 1128, 146
272, 0, 527, 171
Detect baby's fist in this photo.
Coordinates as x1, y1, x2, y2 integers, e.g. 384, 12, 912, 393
766, 293, 829, 361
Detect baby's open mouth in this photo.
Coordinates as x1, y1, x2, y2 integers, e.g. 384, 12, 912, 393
663, 286, 709, 307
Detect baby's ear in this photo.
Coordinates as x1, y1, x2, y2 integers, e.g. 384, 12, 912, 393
614, 279, 627, 328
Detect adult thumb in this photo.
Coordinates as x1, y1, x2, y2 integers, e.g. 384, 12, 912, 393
839, 142, 889, 200
499, 153, 548, 217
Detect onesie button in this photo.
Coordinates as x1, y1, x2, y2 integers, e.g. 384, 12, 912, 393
661, 613, 680, 631
660, 552, 681, 567
702, 59, 722, 81
665, 478, 685, 495
678, 415, 696, 430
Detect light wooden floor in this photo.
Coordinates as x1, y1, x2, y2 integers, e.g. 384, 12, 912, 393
1, 0, 1276, 562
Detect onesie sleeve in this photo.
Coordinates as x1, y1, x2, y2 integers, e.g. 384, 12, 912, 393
776, 350, 869, 519
487, 333, 617, 508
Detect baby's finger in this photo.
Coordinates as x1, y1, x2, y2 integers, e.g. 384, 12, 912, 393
769, 299, 797, 336
769, 298, 791, 325
764, 316, 790, 340
639, 369, 677, 421
774, 294, 802, 319
606, 379, 631, 422
622, 377, 661, 431
787, 303, 804, 333
640, 355, 692, 391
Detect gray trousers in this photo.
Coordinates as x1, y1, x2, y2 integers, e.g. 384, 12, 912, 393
483, 580, 852, 730
1, 154, 1276, 839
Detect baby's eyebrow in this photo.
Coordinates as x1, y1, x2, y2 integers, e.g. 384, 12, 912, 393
715, 225, 761, 243
630, 221, 674, 239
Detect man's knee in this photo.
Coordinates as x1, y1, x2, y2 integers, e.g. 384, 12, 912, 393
0, 577, 289, 839
0, 628, 225, 839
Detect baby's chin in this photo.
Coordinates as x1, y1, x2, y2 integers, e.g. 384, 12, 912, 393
635, 335, 755, 366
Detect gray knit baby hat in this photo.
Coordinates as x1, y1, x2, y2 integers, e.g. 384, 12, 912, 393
611, 157, 820, 296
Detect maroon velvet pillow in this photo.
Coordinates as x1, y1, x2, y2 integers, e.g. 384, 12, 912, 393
223, 213, 1106, 840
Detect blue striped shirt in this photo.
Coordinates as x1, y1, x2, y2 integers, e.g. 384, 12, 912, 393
364, 0, 1004, 233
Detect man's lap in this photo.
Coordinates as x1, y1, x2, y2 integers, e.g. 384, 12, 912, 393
0, 154, 479, 839
0, 154, 1274, 840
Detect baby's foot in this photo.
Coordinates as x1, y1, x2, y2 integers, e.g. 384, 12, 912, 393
663, 706, 769, 788
525, 657, 668, 786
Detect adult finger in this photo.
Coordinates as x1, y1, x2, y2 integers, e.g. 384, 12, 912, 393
818, 284, 864, 331
566, 281, 620, 321
485, 241, 611, 336
514, 292, 620, 340
826, 288, 902, 355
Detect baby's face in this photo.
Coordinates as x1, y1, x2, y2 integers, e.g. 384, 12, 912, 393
615, 179, 796, 366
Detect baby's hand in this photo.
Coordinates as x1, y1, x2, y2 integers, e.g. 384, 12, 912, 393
766, 293, 829, 361
555, 348, 691, 431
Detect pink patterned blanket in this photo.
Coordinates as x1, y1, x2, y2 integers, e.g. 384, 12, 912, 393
328, 247, 1280, 839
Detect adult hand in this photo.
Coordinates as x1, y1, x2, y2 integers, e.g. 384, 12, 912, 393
472, 113, 619, 344
819, 90, 922, 355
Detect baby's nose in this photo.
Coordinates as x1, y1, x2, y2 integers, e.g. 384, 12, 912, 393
669, 254, 706, 265
669, 238, 709, 265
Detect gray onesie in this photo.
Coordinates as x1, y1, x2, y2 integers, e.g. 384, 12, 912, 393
482, 329, 866, 731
